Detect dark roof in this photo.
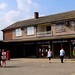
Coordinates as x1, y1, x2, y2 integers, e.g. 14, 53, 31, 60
2, 10, 75, 31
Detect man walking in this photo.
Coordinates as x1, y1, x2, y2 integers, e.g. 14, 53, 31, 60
60, 48, 65, 63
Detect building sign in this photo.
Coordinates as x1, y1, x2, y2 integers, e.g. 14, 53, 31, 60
52, 41, 62, 43
52, 40, 68, 43
37, 41, 50, 45
71, 40, 75, 43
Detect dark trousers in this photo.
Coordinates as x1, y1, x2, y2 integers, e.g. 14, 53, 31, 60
48, 57, 51, 60
60, 56, 64, 63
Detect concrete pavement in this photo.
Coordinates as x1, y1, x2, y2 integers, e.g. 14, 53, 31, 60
0, 58, 75, 75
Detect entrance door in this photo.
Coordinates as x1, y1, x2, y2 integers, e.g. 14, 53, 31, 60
15, 44, 24, 58
38, 45, 50, 58
53, 43, 61, 57
53, 40, 70, 58
25, 44, 36, 58
62, 41, 70, 58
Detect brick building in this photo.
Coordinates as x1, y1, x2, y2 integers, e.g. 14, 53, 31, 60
2, 10, 75, 58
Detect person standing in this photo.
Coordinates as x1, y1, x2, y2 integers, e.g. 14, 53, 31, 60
1, 49, 6, 67
60, 48, 65, 63
47, 49, 52, 63
0, 49, 1, 67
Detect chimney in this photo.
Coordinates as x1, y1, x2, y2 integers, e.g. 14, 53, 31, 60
34, 12, 39, 19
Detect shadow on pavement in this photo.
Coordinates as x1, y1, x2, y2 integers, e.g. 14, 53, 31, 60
1, 66, 22, 68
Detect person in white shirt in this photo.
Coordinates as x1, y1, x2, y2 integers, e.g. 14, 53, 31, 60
47, 49, 52, 63
60, 48, 65, 63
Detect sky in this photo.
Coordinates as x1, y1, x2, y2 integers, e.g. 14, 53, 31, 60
0, 0, 75, 40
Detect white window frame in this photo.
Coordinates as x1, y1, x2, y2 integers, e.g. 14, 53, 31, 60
27, 26, 34, 35
15, 28, 22, 36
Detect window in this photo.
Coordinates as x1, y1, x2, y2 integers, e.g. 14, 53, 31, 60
15, 28, 22, 36
70, 21, 75, 27
27, 26, 34, 35
68, 21, 75, 30
46, 26, 51, 31
56, 23, 66, 33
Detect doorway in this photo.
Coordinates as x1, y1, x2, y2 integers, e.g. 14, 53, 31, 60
25, 44, 36, 58
52, 40, 70, 58
53, 42, 61, 57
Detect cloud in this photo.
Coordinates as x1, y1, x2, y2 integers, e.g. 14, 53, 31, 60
17, 0, 38, 9
0, 0, 40, 26
0, 0, 40, 40
17, 0, 40, 14
0, 2, 7, 10
0, 10, 20, 30
0, 10, 20, 40
4, 10, 20, 24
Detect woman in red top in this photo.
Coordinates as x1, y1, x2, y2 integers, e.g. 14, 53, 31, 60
0, 49, 1, 67
1, 49, 6, 67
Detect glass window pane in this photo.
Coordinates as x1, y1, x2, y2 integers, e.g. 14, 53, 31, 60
15, 28, 22, 36
27, 27, 34, 35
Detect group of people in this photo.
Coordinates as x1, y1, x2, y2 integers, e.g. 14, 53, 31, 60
0, 49, 6, 67
0, 48, 65, 67
47, 48, 65, 63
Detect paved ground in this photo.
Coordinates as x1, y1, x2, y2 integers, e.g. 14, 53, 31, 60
0, 58, 75, 75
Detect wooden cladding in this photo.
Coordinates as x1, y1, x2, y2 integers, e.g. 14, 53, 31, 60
3, 30, 12, 41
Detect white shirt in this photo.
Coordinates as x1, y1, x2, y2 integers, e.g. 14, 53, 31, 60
60, 49, 65, 56
47, 51, 52, 57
